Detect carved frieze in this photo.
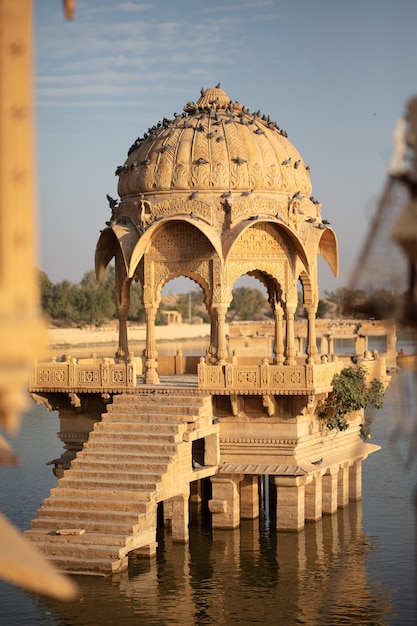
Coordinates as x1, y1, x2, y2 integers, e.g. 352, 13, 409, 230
230, 196, 287, 225
152, 197, 213, 224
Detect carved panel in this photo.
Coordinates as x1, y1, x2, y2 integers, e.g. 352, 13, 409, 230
229, 222, 288, 258
153, 197, 212, 224
230, 197, 287, 224
149, 221, 215, 261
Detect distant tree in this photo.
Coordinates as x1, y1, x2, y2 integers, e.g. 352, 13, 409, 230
39, 270, 54, 314
228, 287, 271, 321
128, 280, 145, 322
317, 299, 332, 318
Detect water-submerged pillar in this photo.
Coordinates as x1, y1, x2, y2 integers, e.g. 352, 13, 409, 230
322, 466, 339, 514
305, 474, 323, 522
337, 462, 350, 508
240, 475, 259, 519
349, 460, 363, 501
170, 487, 190, 543
274, 476, 307, 531
209, 474, 242, 528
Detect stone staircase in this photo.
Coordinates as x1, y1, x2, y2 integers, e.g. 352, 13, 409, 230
24, 391, 215, 575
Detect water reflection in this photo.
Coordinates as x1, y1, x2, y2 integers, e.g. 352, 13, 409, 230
33, 501, 394, 626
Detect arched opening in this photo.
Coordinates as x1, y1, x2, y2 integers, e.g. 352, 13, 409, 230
148, 276, 211, 376
226, 272, 282, 361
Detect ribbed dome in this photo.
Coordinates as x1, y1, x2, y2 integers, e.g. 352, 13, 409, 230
117, 87, 312, 199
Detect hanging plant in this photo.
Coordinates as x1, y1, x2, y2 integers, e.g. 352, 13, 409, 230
318, 366, 385, 439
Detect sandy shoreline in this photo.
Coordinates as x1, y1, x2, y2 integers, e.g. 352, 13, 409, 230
48, 324, 212, 348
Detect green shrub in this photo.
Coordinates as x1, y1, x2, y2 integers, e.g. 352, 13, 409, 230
318, 366, 385, 439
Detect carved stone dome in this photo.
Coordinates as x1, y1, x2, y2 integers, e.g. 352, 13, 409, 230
117, 87, 312, 200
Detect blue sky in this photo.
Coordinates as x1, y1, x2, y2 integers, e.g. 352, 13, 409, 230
33, 0, 417, 295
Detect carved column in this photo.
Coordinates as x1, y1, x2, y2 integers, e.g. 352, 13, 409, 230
305, 304, 318, 358
215, 306, 228, 361
273, 302, 285, 364
274, 475, 307, 531
114, 250, 131, 362
284, 303, 297, 366
144, 306, 159, 384
207, 307, 217, 363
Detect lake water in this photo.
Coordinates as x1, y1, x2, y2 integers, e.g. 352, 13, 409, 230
0, 347, 416, 625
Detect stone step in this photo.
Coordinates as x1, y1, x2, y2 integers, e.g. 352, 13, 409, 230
71, 455, 171, 472
95, 421, 185, 433
24, 529, 129, 548
41, 495, 148, 513
107, 403, 200, 415
25, 538, 126, 561
28, 552, 124, 575
50, 486, 154, 502
67, 468, 163, 482
89, 430, 180, 443
29, 515, 142, 536
83, 440, 178, 453
37, 503, 144, 522
102, 407, 197, 427
59, 476, 158, 491
111, 394, 206, 407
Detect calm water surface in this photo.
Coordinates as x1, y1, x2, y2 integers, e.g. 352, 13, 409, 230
0, 345, 416, 625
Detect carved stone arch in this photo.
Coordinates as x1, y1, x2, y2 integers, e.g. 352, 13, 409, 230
225, 222, 298, 308
298, 270, 314, 307
156, 266, 212, 315
142, 220, 220, 309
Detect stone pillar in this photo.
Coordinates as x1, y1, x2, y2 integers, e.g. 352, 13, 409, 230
321, 335, 329, 354
322, 467, 339, 515
305, 474, 322, 522
274, 476, 307, 531
215, 306, 228, 361
337, 462, 350, 508
240, 475, 259, 519
305, 305, 318, 357
284, 303, 297, 366
114, 251, 132, 362
349, 460, 362, 501
328, 334, 335, 355
209, 475, 242, 528
355, 335, 367, 356
171, 487, 190, 543
144, 306, 159, 384
207, 307, 217, 363
273, 303, 285, 364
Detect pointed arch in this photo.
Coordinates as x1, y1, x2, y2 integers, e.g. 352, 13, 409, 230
127, 217, 223, 279
318, 227, 339, 276
224, 219, 309, 272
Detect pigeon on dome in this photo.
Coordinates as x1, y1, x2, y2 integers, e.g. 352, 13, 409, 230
194, 85, 231, 111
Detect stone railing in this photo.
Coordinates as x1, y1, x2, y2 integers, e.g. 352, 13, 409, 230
197, 358, 344, 392
29, 357, 137, 391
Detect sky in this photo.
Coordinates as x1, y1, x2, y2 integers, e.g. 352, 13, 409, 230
33, 0, 417, 296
